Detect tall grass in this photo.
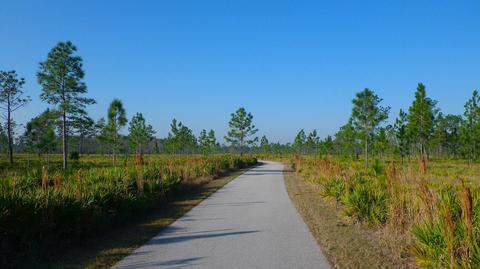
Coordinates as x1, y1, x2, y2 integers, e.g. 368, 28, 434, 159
0, 154, 256, 265
289, 155, 480, 268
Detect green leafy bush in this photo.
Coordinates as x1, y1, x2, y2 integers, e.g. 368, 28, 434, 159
343, 177, 387, 224
321, 177, 345, 201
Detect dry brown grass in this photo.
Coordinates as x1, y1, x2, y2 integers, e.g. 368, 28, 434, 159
283, 164, 415, 268
279, 155, 480, 268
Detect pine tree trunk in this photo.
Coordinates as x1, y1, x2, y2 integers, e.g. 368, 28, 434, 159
112, 128, 116, 167
60, 80, 68, 170
420, 142, 427, 173
365, 134, 369, 169
240, 137, 244, 155
62, 110, 68, 169
7, 98, 13, 164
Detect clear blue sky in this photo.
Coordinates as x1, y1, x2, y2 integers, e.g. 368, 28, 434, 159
1, 1, 479, 143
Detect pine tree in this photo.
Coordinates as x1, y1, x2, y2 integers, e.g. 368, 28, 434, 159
293, 129, 306, 154
37, 41, 95, 169
95, 117, 107, 154
374, 127, 389, 160
0, 124, 7, 154
320, 135, 334, 155
260, 135, 270, 153
165, 119, 197, 154
335, 119, 358, 158
0, 70, 30, 164
207, 130, 218, 152
225, 107, 258, 155
198, 129, 209, 154
70, 110, 95, 155
443, 114, 462, 157
351, 88, 390, 168
198, 129, 218, 154
430, 113, 447, 158
407, 83, 437, 166
104, 99, 127, 166
393, 109, 409, 162
306, 130, 320, 154
128, 112, 155, 155
461, 90, 480, 161
23, 109, 58, 162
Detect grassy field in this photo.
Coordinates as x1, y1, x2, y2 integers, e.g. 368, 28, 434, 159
0, 154, 257, 268
278, 155, 480, 268
4, 153, 479, 268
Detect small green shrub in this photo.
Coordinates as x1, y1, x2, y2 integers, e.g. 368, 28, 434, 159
321, 177, 345, 201
343, 177, 387, 224
370, 158, 383, 175
69, 151, 80, 161
412, 222, 446, 268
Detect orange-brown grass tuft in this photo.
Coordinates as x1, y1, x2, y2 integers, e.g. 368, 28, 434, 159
12, 173, 17, 190
418, 178, 435, 222
459, 179, 473, 263
76, 169, 83, 199
54, 174, 63, 190
386, 161, 409, 233
135, 154, 145, 194
419, 158, 427, 174
42, 165, 49, 191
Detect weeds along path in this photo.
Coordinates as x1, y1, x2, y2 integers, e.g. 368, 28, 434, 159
113, 161, 329, 269
283, 166, 403, 268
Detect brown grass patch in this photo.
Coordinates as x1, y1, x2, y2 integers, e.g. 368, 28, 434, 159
283, 165, 415, 268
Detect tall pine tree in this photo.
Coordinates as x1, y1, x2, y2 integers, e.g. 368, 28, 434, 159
351, 88, 390, 168
225, 107, 258, 155
37, 41, 95, 169
0, 70, 30, 164
407, 83, 437, 168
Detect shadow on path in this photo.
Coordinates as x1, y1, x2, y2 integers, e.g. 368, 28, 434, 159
117, 256, 205, 269
148, 230, 260, 246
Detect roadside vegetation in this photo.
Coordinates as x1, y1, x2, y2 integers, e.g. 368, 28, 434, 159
260, 84, 480, 268
286, 156, 480, 268
0, 154, 257, 267
283, 163, 400, 268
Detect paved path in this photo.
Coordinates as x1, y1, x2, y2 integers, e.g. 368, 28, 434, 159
113, 161, 330, 269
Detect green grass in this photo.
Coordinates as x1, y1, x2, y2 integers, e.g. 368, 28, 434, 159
0, 154, 257, 268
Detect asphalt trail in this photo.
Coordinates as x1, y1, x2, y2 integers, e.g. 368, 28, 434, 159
113, 161, 330, 269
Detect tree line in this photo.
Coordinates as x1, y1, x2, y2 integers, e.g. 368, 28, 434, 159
0, 41, 261, 168
3, 41, 478, 167
289, 84, 480, 169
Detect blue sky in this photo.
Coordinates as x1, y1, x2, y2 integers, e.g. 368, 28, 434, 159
1, 1, 479, 143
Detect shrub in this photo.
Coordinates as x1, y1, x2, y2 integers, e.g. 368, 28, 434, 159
321, 177, 345, 201
412, 185, 480, 268
69, 151, 80, 161
371, 158, 383, 175
342, 177, 387, 224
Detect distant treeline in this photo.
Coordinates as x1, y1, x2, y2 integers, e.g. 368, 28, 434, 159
290, 85, 480, 167
0, 41, 266, 168
2, 41, 479, 165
